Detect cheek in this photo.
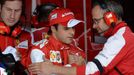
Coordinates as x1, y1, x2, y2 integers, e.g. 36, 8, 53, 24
58, 31, 67, 39
100, 23, 109, 31
94, 25, 102, 31
1, 11, 6, 18
98, 21, 107, 30
59, 30, 66, 35
16, 12, 21, 18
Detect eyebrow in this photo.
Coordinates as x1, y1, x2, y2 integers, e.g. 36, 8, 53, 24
4, 5, 22, 10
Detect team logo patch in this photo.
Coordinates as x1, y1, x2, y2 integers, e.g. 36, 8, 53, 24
50, 13, 57, 20
50, 51, 62, 63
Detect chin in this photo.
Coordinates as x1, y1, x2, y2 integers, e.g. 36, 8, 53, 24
6, 23, 15, 27
65, 41, 72, 44
100, 33, 104, 36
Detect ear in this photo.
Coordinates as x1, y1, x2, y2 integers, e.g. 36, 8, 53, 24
51, 26, 56, 33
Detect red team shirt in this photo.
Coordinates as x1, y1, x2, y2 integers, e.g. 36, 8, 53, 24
77, 22, 134, 75
30, 36, 85, 66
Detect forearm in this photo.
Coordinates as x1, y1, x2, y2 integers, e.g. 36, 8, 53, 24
52, 66, 76, 75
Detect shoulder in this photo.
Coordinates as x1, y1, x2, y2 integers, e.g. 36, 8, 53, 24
33, 39, 49, 49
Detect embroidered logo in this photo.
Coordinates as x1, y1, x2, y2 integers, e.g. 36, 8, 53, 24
50, 50, 62, 63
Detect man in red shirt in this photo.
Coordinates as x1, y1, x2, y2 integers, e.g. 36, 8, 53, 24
30, 8, 86, 68
0, 0, 31, 74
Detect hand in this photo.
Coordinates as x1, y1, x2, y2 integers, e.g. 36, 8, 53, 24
28, 60, 54, 75
68, 54, 85, 66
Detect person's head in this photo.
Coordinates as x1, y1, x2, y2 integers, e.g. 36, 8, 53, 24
0, 0, 22, 27
48, 8, 83, 44
32, 3, 58, 28
92, 0, 123, 37
35, 3, 58, 22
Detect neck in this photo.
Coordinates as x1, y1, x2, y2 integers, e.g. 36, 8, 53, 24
116, 19, 122, 25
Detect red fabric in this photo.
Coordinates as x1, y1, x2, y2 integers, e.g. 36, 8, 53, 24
31, 36, 85, 66
0, 22, 10, 34
49, 8, 75, 26
24, 0, 32, 26
76, 65, 86, 75
17, 30, 31, 54
12, 26, 22, 37
31, 27, 49, 43
18, 27, 49, 68
0, 29, 32, 68
85, 22, 134, 74
16, 30, 32, 68
31, 16, 39, 27
40, 0, 63, 7
35, 0, 93, 61
104, 12, 117, 26
0, 35, 15, 52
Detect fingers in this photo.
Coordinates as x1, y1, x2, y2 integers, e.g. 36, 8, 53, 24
69, 54, 85, 65
28, 61, 53, 75
28, 63, 42, 74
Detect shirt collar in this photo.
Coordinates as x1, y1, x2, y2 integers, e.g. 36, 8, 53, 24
112, 21, 127, 35
49, 35, 70, 50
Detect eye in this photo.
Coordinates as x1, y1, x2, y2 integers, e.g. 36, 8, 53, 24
64, 27, 70, 30
15, 9, 21, 12
92, 17, 103, 25
6, 8, 12, 12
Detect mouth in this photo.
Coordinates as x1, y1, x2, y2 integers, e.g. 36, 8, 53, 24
8, 21, 15, 23
8, 19, 15, 23
68, 37, 74, 40
68, 36, 73, 38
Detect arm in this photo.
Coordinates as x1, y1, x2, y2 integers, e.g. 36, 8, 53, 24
30, 39, 49, 63
28, 61, 77, 75
53, 65, 76, 75
30, 49, 45, 63
68, 45, 86, 66
68, 54, 86, 66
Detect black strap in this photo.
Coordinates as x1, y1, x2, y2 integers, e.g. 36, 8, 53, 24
92, 59, 123, 75
114, 67, 123, 75
92, 59, 104, 75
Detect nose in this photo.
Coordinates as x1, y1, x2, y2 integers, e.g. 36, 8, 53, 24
70, 28, 75, 36
93, 23, 98, 29
10, 10, 15, 19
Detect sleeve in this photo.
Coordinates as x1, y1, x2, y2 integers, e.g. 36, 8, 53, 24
85, 32, 127, 75
30, 49, 45, 63
76, 65, 86, 75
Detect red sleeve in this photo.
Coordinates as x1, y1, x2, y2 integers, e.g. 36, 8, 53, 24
76, 65, 86, 75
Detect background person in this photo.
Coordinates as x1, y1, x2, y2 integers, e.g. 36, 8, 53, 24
0, 0, 31, 74
31, 3, 59, 43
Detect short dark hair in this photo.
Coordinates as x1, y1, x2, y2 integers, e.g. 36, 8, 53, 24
47, 24, 58, 35
93, 0, 123, 20
34, 3, 58, 22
